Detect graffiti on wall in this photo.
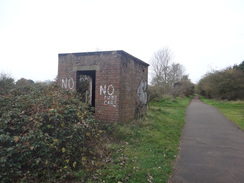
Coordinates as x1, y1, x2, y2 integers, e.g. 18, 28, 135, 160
135, 80, 148, 117
62, 78, 75, 89
100, 84, 117, 107
137, 80, 147, 106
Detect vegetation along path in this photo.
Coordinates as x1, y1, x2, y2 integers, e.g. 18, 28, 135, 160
170, 96, 244, 183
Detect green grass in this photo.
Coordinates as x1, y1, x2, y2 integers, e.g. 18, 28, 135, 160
85, 97, 191, 183
201, 98, 244, 130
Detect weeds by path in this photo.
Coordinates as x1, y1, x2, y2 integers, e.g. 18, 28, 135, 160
201, 98, 244, 131
85, 97, 191, 183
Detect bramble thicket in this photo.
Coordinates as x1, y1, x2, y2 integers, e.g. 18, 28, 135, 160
0, 78, 104, 182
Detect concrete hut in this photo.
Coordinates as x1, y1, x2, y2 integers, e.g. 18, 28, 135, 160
58, 50, 149, 122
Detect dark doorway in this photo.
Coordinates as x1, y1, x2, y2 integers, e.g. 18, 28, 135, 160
76, 71, 96, 107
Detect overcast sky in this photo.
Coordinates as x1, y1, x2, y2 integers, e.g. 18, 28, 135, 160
1, 0, 244, 83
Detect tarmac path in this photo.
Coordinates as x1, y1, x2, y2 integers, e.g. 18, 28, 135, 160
170, 97, 244, 183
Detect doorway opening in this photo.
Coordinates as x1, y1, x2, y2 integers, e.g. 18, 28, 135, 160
76, 71, 96, 107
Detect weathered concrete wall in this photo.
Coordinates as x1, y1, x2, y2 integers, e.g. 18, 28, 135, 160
58, 50, 149, 122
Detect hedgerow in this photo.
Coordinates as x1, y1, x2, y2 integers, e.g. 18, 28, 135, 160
0, 85, 103, 182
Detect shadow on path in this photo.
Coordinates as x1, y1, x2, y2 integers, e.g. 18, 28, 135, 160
169, 97, 244, 183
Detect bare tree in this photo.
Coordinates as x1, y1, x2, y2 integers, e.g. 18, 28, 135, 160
151, 48, 173, 94
168, 63, 185, 87
150, 48, 187, 96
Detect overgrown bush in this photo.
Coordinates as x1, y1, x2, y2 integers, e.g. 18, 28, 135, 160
197, 64, 244, 100
172, 75, 195, 97
148, 85, 162, 102
148, 75, 195, 101
0, 85, 103, 182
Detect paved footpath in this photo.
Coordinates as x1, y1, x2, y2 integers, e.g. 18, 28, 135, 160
170, 97, 244, 183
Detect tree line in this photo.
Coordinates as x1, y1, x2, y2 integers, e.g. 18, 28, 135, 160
149, 48, 244, 101
0, 74, 53, 95
197, 61, 244, 100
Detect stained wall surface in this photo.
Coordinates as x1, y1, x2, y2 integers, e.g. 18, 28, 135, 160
58, 50, 149, 122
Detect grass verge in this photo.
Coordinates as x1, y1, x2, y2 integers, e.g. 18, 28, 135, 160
85, 97, 191, 183
201, 98, 244, 130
